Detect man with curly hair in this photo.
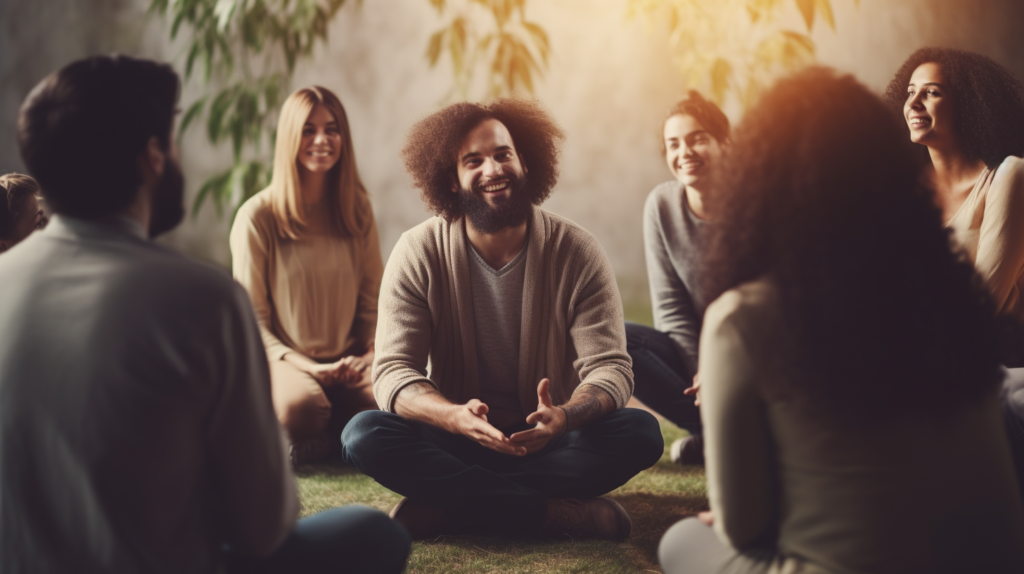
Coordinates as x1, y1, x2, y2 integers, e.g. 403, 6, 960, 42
342, 99, 663, 540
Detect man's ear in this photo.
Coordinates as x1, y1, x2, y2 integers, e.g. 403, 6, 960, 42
451, 173, 459, 194
138, 136, 166, 183
0, 241, 8, 253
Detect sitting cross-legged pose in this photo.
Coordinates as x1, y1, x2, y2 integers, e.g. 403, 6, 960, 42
1, 55, 409, 574
627, 91, 729, 465
659, 67, 1024, 574
342, 99, 664, 541
231, 86, 383, 464
0, 172, 48, 253
885, 46, 1024, 499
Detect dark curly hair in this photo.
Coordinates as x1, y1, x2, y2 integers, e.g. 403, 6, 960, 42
401, 99, 565, 221
704, 67, 1002, 425
883, 47, 1024, 168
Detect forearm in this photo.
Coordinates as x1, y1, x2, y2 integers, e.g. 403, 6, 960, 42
282, 350, 317, 372
393, 381, 458, 432
559, 385, 615, 432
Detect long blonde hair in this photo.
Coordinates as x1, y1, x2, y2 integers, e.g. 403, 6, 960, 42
270, 86, 370, 239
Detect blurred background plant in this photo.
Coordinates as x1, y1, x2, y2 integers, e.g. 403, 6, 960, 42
150, 0, 550, 222
426, 0, 550, 99
628, 0, 857, 112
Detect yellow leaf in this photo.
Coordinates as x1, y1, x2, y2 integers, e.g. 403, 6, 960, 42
793, 0, 815, 30
711, 58, 732, 105
426, 29, 445, 66
815, 0, 835, 30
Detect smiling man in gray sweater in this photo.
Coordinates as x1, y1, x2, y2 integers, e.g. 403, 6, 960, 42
341, 99, 663, 541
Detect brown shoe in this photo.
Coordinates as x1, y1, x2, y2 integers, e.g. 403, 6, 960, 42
670, 435, 705, 466
539, 497, 632, 541
389, 497, 469, 540
289, 432, 343, 467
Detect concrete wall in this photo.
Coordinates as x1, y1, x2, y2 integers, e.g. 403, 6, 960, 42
3, 0, 1024, 307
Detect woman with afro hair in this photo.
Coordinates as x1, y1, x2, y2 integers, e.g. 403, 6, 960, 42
884, 47, 1024, 323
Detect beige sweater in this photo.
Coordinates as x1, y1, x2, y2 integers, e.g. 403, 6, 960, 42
701, 279, 1024, 574
230, 189, 383, 362
948, 155, 1024, 320
373, 207, 633, 416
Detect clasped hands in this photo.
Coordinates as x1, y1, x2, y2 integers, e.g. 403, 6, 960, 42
451, 378, 565, 457
299, 351, 373, 389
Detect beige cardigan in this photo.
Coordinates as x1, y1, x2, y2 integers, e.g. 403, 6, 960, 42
230, 189, 383, 362
948, 155, 1024, 320
373, 207, 633, 416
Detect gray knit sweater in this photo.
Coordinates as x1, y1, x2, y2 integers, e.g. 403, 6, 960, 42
643, 180, 715, 375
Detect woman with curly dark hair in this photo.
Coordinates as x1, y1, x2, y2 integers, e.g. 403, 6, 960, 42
884, 47, 1024, 321
658, 67, 1024, 574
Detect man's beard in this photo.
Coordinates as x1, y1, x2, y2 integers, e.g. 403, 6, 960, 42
149, 157, 185, 238
459, 172, 532, 234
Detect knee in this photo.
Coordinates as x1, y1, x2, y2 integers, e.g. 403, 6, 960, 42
1004, 368, 1024, 419
622, 409, 665, 467
624, 321, 646, 350
340, 410, 398, 466
279, 390, 331, 442
342, 507, 412, 574
658, 517, 707, 574
299, 506, 411, 574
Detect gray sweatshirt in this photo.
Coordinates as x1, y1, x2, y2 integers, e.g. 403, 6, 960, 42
643, 180, 715, 375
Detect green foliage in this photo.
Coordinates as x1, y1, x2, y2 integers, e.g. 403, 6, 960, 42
150, 0, 356, 221
151, 0, 552, 221
629, 0, 857, 111
427, 0, 551, 99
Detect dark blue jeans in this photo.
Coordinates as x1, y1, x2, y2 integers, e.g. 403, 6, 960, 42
341, 408, 663, 535
224, 506, 411, 574
626, 322, 702, 435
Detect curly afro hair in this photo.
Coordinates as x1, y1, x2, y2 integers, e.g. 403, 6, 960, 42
883, 47, 1024, 168
704, 67, 1001, 425
401, 99, 565, 221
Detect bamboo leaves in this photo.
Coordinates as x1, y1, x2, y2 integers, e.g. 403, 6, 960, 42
427, 0, 551, 99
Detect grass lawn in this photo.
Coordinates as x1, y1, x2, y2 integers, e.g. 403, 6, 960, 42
294, 420, 707, 574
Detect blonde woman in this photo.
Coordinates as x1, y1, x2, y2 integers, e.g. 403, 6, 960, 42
231, 86, 382, 462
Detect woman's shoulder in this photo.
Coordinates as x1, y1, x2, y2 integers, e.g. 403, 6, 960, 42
986, 155, 1024, 211
235, 188, 275, 222
644, 180, 684, 214
993, 155, 1024, 184
705, 279, 781, 336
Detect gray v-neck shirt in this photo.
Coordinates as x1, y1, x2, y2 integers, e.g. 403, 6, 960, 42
468, 243, 528, 430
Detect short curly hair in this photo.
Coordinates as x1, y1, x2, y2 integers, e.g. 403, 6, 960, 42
883, 47, 1024, 168
401, 99, 565, 221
